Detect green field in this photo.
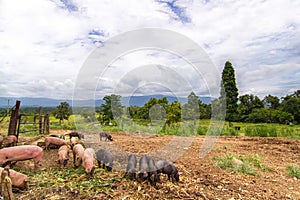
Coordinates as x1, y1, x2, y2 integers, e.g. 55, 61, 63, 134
1, 115, 299, 139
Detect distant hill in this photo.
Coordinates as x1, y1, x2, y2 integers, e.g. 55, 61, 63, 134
0, 95, 212, 108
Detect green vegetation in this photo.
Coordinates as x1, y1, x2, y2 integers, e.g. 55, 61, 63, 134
212, 153, 271, 176
286, 165, 300, 179
21, 167, 121, 198
53, 102, 72, 125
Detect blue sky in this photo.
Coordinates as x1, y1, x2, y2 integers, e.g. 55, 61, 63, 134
0, 0, 299, 100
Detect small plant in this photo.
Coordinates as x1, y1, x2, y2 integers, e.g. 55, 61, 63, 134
286, 165, 300, 179
212, 153, 270, 176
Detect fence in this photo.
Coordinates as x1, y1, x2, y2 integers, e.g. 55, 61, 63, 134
7, 100, 50, 141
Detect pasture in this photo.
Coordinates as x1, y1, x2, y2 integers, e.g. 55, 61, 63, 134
10, 130, 300, 199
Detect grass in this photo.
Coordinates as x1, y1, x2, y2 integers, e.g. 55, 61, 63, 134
21, 167, 121, 198
212, 153, 271, 176
286, 165, 300, 179
1, 114, 300, 139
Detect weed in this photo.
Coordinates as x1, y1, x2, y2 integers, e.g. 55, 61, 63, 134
286, 165, 300, 179
212, 153, 270, 176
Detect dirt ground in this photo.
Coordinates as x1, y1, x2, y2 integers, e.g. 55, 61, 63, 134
12, 130, 300, 199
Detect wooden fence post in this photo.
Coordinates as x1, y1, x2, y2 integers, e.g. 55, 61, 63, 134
8, 100, 21, 138
39, 107, 43, 134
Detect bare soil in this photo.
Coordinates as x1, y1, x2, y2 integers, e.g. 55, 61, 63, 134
12, 130, 300, 199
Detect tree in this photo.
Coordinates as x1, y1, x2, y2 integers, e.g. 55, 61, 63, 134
238, 94, 263, 121
53, 102, 72, 125
263, 95, 280, 109
186, 92, 199, 125
99, 94, 122, 125
166, 100, 181, 125
220, 61, 239, 121
281, 91, 300, 123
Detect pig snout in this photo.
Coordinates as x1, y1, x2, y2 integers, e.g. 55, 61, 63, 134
96, 149, 114, 171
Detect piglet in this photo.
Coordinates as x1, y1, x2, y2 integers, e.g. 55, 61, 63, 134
156, 160, 179, 183
147, 157, 159, 186
99, 132, 113, 141
68, 132, 84, 139
138, 155, 149, 182
3, 135, 17, 147
57, 145, 70, 169
95, 149, 114, 171
124, 154, 137, 180
82, 148, 96, 177
72, 143, 85, 167
44, 137, 67, 150
0, 167, 29, 189
0, 145, 43, 172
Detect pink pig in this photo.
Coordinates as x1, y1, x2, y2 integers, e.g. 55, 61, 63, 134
82, 148, 96, 177
44, 137, 67, 150
58, 145, 70, 169
0, 145, 43, 172
0, 167, 29, 189
72, 143, 85, 167
3, 135, 17, 147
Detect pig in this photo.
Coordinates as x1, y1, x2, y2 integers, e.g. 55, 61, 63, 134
0, 167, 29, 189
156, 160, 179, 183
99, 132, 113, 141
95, 149, 114, 171
44, 137, 67, 150
0, 145, 43, 172
50, 134, 66, 140
57, 145, 70, 169
124, 154, 137, 180
138, 155, 149, 182
82, 148, 96, 177
72, 143, 85, 167
3, 135, 17, 147
68, 132, 84, 140
147, 157, 159, 186
0, 135, 3, 148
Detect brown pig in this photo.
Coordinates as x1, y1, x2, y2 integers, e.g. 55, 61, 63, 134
73, 143, 85, 167
44, 137, 67, 150
57, 145, 70, 169
82, 148, 96, 177
0, 167, 29, 189
0, 145, 43, 172
3, 135, 17, 147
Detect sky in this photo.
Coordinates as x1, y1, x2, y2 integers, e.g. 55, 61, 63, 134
0, 0, 300, 101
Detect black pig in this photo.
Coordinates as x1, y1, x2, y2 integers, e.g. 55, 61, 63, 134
156, 160, 179, 183
96, 149, 114, 171
99, 132, 113, 141
124, 154, 137, 180
68, 132, 84, 139
147, 157, 159, 186
138, 155, 149, 182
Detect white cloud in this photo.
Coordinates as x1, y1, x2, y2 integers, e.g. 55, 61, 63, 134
0, 0, 299, 100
